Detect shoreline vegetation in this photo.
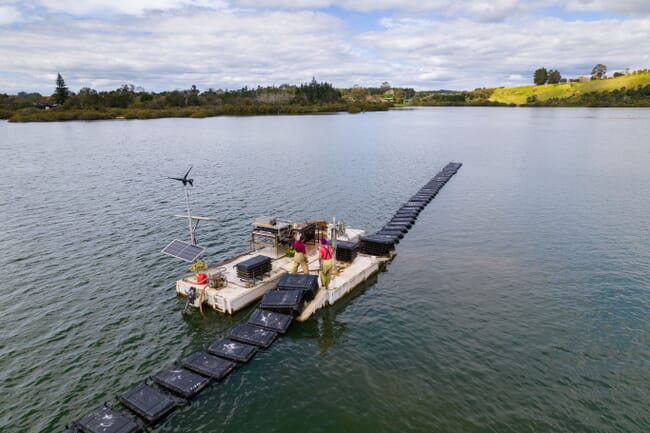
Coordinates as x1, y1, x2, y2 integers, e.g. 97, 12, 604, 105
2, 72, 649, 123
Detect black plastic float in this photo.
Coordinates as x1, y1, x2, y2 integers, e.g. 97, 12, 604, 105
207, 338, 259, 362
335, 240, 359, 262
382, 224, 409, 233
376, 229, 405, 239
276, 274, 319, 301
74, 406, 140, 433
260, 289, 304, 314
395, 209, 419, 216
180, 352, 236, 380
375, 232, 401, 242
118, 383, 176, 425
359, 234, 396, 256
248, 308, 293, 334
402, 202, 425, 209
152, 367, 210, 399
390, 218, 415, 225
388, 218, 413, 227
230, 324, 278, 348
248, 309, 294, 333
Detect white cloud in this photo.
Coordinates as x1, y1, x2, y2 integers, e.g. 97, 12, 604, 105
0, 10, 369, 92
236, 0, 527, 19
356, 16, 650, 88
1, 3, 649, 94
0, 5, 22, 25
562, 0, 650, 15
234, 0, 332, 9
447, 0, 522, 21
34, 0, 227, 16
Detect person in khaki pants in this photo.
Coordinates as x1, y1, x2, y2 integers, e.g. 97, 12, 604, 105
291, 235, 309, 274
318, 238, 333, 289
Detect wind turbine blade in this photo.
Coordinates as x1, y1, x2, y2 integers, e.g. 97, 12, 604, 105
183, 165, 193, 179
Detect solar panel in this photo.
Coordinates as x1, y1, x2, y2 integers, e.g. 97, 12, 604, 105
161, 239, 206, 262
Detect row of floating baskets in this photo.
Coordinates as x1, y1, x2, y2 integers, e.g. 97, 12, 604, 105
67, 300, 296, 432
359, 161, 462, 256
66, 273, 321, 433
66, 162, 462, 433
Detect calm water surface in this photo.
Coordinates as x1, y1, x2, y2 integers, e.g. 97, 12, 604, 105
1, 108, 649, 433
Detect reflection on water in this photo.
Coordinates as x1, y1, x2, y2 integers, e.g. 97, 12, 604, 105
316, 308, 348, 356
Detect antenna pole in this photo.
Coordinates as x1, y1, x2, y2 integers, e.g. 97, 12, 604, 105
184, 187, 196, 245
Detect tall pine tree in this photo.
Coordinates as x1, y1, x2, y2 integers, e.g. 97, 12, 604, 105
54, 73, 68, 104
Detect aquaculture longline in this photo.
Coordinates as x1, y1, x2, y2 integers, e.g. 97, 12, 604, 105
66, 162, 462, 433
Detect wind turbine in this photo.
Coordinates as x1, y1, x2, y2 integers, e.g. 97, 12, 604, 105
167, 166, 216, 245
167, 165, 194, 187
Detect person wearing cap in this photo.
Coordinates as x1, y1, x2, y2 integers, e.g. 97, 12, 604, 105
318, 238, 333, 289
291, 235, 309, 274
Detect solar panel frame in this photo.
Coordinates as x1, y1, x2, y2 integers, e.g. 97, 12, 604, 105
161, 239, 206, 262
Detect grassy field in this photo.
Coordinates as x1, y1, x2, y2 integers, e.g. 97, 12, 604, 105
490, 71, 650, 105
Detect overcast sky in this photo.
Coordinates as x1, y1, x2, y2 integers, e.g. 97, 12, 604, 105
1, 0, 648, 94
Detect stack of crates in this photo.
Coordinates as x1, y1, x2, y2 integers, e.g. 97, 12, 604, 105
236, 255, 272, 283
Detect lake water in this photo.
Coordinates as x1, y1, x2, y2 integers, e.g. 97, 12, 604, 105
1, 107, 649, 433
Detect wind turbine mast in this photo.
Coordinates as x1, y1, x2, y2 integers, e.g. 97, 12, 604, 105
167, 166, 217, 245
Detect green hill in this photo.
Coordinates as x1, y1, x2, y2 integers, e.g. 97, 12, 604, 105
490, 71, 650, 105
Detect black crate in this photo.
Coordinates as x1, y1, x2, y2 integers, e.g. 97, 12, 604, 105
181, 352, 236, 380
359, 235, 395, 256
395, 209, 419, 216
75, 406, 141, 433
373, 232, 401, 243
390, 217, 415, 225
229, 324, 278, 348
207, 338, 258, 363
152, 367, 210, 399
248, 308, 294, 334
386, 219, 412, 226
260, 289, 305, 314
379, 224, 409, 237
118, 383, 176, 425
335, 240, 358, 262
277, 273, 319, 300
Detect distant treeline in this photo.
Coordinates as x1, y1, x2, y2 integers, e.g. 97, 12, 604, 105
0, 77, 403, 122
2, 75, 650, 122
413, 88, 511, 106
